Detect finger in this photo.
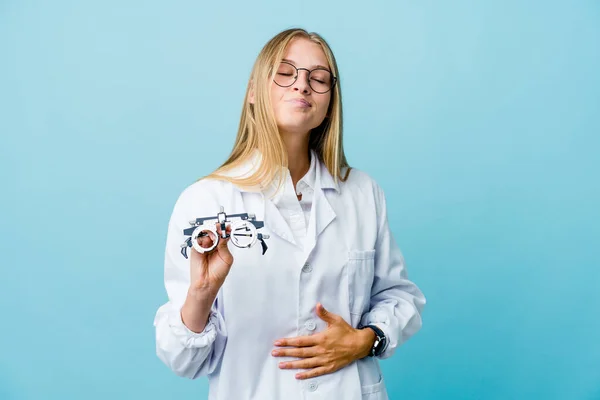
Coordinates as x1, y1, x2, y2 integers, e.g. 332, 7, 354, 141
295, 366, 335, 380
274, 335, 320, 348
198, 234, 214, 250
271, 346, 319, 358
278, 357, 322, 371
198, 236, 214, 254
215, 223, 232, 246
215, 221, 230, 233
189, 241, 207, 260
215, 224, 234, 261
207, 229, 217, 242
190, 236, 208, 255
316, 302, 341, 325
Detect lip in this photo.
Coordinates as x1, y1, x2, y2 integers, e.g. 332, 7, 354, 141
288, 98, 312, 108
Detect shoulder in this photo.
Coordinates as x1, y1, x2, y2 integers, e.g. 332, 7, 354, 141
339, 166, 385, 199
338, 168, 393, 234
171, 177, 239, 216
337, 167, 390, 223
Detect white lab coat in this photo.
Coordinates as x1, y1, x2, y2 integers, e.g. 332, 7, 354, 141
154, 149, 426, 400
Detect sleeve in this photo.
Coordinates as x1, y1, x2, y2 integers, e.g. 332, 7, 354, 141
153, 184, 228, 379
359, 182, 426, 359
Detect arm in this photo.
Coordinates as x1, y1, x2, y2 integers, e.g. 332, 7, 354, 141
153, 186, 228, 379
359, 183, 426, 359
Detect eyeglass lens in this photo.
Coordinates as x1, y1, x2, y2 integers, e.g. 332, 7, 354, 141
274, 62, 334, 93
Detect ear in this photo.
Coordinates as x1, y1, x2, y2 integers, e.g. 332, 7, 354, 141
248, 80, 255, 105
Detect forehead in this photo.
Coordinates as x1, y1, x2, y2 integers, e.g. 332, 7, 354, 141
281, 38, 329, 68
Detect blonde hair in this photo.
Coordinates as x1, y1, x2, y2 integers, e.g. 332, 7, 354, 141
201, 28, 350, 193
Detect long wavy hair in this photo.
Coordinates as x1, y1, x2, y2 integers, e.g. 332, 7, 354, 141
201, 28, 350, 193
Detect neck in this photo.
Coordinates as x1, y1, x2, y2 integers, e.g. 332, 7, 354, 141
280, 131, 310, 186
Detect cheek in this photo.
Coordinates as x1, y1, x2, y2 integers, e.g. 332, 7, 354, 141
270, 87, 286, 113
316, 95, 331, 117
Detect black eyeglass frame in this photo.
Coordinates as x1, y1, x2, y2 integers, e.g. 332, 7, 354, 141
273, 61, 338, 94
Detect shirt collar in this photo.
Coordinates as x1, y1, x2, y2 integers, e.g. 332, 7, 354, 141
296, 149, 317, 194
263, 149, 318, 205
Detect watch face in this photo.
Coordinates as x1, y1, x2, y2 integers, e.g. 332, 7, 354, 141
364, 325, 385, 356
374, 335, 386, 356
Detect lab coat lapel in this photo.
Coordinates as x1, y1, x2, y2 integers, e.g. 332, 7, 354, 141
263, 194, 298, 247
303, 157, 338, 259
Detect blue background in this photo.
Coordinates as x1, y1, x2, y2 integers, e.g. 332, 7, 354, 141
1, 1, 599, 399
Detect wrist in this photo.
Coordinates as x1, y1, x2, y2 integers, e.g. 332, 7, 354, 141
181, 290, 217, 333
355, 327, 377, 359
360, 324, 387, 357
187, 286, 217, 302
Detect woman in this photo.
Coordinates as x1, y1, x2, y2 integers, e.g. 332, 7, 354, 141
154, 28, 426, 400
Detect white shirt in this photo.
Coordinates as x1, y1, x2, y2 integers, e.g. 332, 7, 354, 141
264, 149, 317, 250
153, 149, 426, 400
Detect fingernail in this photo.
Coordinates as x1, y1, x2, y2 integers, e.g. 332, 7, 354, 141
279, 362, 286, 368
271, 350, 279, 356
274, 340, 282, 346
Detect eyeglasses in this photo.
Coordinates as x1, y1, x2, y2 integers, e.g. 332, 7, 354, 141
273, 61, 337, 94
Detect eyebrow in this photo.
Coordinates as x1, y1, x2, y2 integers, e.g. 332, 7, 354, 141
281, 58, 331, 71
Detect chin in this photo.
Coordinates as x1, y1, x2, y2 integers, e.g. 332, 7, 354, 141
277, 117, 317, 135
277, 125, 312, 136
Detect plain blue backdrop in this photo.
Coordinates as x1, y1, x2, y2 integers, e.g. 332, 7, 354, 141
1, 1, 599, 399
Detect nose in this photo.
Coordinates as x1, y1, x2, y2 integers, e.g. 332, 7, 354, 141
291, 69, 311, 94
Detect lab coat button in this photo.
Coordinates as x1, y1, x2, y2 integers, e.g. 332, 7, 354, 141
302, 263, 312, 273
308, 381, 318, 391
305, 320, 316, 331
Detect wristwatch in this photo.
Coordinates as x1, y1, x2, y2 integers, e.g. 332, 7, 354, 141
360, 324, 387, 357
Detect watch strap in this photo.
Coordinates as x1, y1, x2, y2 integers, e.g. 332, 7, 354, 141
361, 324, 387, 357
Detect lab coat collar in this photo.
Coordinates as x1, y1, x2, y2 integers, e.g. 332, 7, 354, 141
299, 148, 317, 193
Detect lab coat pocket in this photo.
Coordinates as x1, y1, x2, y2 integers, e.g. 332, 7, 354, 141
347, 249, 376, 327
361, 375, 386, 399
356, 355, 386, 399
